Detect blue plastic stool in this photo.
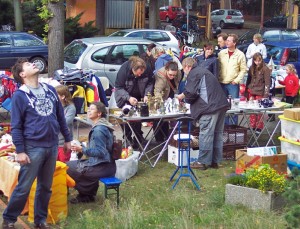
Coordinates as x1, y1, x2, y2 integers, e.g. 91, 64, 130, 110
169, 117, 200, 190
99, 177, 122, 207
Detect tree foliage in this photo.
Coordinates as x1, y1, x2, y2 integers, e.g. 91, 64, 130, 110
0, 0, 14, 26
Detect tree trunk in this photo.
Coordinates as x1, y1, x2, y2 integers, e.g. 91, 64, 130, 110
96, 0, 105, 35
149, 0, 159, 29
13, 0, 23, 31
47, 0, 65, 78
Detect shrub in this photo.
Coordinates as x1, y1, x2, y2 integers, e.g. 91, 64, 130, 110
0, 0, 14, 26
64, 12, 99, 44
227, 164, 287, 194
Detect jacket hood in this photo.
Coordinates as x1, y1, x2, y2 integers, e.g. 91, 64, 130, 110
159, 54, 173, 62
93, 118, 114, 131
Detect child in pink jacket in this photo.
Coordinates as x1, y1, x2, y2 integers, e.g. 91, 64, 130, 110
278, 64, 300, 104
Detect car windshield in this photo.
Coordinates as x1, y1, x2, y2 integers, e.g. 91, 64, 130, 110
266, 45, 283, 60
110, 31, 129, 37
64, 40, 87, 64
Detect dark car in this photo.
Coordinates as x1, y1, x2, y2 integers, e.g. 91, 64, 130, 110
237, 29, 300, 53
0, 32, 48, 73
172, 14, 221, 38
265, 40, 300, 74
263, 15, 300, 29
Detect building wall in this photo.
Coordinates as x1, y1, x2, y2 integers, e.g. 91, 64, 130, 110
66, 0, 96, 25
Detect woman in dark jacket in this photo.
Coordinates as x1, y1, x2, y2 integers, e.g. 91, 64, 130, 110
67, 102, 116, 204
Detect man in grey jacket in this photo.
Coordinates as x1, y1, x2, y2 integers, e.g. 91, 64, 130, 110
181, 57, 230, 170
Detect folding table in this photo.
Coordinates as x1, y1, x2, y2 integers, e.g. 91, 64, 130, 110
109, 112, 190, 167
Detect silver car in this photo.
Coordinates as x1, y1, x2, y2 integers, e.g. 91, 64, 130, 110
64, 37, 160, 88
109, 29, 180, 56
211, 9, 244, 29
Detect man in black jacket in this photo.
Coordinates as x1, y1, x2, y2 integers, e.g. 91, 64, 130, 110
181, 57, 229, 170
115, 56, 153, 149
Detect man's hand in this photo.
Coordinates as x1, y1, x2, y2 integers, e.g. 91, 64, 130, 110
231, 81, 237, 85
129, 97, 138, 106
15, 152, 31, 165
176, 93, 185, 101
64, 142, 71, 153
143, 96, 148, 103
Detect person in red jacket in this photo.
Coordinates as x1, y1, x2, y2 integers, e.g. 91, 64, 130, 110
278, 64, 300, 104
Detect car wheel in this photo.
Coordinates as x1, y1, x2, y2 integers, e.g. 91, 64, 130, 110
166, 16, 170, 23
219, 21, 225, 29
31, 57, 47, 73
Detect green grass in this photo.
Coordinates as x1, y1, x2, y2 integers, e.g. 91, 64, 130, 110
48, 159, 287, 229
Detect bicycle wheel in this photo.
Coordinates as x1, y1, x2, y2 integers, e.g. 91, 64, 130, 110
193, 33, 201, 47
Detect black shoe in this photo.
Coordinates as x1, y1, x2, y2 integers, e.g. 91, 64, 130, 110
70, 194, 95, 204
34, 223, 51, 229
2, 220, 15, 229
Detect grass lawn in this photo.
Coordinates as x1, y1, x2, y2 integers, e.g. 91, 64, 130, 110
48, 158, 287, 229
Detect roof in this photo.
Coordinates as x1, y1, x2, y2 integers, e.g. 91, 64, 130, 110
75, 36, 153, 45
111, 29, 172, 33
265, 40, 300, 48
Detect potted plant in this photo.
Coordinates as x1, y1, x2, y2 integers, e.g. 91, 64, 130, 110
225, 164, 288, 211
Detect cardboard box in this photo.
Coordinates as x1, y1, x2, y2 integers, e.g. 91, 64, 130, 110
246, 146, 277, 156
235, 149, 287, 174
283, 108, 300, 121
168, 145, 199, 166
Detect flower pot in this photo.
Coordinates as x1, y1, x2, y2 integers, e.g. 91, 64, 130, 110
225, 184, 286, 212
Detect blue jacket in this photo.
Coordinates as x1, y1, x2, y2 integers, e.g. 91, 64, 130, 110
81, 118, 114, 166
154, 54, 173, 73
11, 83, 72, 153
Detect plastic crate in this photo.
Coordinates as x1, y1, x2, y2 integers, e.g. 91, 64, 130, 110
223, 125, 248, 146
223, 145, 246, 160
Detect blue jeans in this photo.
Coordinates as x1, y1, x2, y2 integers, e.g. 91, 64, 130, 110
221, 83, 239, 125
197, 109, 226, 165
3, 145, 58, 224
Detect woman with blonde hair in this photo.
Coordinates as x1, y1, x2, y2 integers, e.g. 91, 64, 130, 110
55, 85, 76, 162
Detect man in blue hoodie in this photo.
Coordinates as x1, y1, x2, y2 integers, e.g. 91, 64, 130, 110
2, 58, 72, 229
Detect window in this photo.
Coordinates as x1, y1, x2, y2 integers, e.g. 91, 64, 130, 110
13, 34, 44, 47
0, 35, 12, 47
145, 32, 170, 42
64, 41, 87, 64
108, 44, 140, 64
263, 31, 280, 41
91, 47, 109, 63
127, 32, 143, 38
266, 45, 283, 60
288, 48, 298, 62
282, 31, 300, 41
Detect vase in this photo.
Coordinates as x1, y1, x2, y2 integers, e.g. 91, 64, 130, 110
225, 184, 286, 212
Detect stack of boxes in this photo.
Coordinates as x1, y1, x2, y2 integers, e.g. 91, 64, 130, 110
279, 108, 300, 170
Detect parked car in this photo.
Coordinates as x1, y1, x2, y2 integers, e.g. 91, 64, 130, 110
0, 31, 48, 73
237, 29, 300, 53
265, 40, 300, 75
159, 6, 185, 22
211, 9, 244, 29
263, 15, 300, 29
64, 37, 161, 88
109, 29, 180, 56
